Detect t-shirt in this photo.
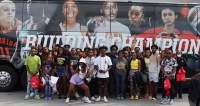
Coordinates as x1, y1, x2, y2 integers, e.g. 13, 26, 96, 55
113, 58, 128, 76
24, 55, 41, 76
144, 57, 150, 68
85, 56, 96, 78
42, 61, 55, 76
94, 56, 112, 78
54, 56, 67, 67
149, 53, 161, 73
67, 56, 80, 76
87, 20, 130, 50
161, 58, 178, 74
0, 18, 20, 63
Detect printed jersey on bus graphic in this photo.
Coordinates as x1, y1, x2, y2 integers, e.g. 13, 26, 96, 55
0, 18, 20, 62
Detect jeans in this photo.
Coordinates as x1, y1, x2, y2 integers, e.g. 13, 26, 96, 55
26, 76, 38, 96
129, 71, 140, 95
115, 75, 126, 96
44, 76, 51, 96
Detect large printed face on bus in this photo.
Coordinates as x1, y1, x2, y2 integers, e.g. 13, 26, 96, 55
62, 0, 78, 24
27, 0, 46, 16
0, 2, 15, 23
161, 8, 178, 26
101, 1, 118, 21
128, 6, 144, 27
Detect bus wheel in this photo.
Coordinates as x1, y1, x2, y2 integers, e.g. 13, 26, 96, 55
0, 65, 18, 91
21, 70, 27, 90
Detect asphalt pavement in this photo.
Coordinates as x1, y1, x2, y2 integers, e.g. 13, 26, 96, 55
0, 91, 190, 106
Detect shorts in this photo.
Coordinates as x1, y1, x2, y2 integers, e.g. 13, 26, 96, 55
56, 66, 67, 77
70, 74, 84, 85
149, 72, 159, 83
98, 78, 109, 84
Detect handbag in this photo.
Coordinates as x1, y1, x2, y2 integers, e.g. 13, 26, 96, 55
30, 76, 40, 89
164, 78, 171, 90
176, 67, 186, 82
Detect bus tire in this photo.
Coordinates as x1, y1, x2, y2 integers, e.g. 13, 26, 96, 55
21, 70, 27, 90
0, 65, 18, 92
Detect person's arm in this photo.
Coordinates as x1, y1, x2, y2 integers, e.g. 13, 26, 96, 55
26, 65, 34, 75
170, 59, 178, 77
138, 60, 141, 72
170, 66, 177, 77
104, 57, 112, 73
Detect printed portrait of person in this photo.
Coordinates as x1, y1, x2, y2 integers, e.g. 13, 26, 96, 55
128, 4, 153, 35
0, 0, 22, 63
87, 1, 131, 50
137, 5, 199, 52
60, 0, 88, 46
17, 0, 61, 59
187, 5, 200, 38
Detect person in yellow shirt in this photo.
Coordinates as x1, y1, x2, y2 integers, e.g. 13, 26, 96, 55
24, 48, 41, 100
129, 52, 141, 100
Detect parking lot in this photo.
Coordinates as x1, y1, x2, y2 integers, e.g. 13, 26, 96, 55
0, 90, 190, 106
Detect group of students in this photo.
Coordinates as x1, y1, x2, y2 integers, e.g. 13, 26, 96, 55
24, 44, 187, 105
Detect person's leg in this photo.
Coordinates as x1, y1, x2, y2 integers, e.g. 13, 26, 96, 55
62, 76, 67, 98
103, 78, 109, 102
115, 75, 120, 98
148, 73, 152, 99
160, 78, 166, 104
108, 76, 114, 96
121, 75, 126, 99
58, 77, 63, 98
95, 78, 102, 102
79, 83, 91, 103
89, 78, 95, 98
178, 81, 183, 98
66, 83, 75, 103
26, 76, 31, 96
174, 80, 178, 98
130, 75, 134, 99
170, 79, 175, 100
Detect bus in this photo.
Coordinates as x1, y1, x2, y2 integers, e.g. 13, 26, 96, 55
0, 0, 199, 91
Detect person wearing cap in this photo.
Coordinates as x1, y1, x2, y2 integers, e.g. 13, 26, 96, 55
65, 58, 92, 104
94, 46, 112, 103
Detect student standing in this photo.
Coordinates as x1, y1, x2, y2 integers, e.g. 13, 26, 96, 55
24, 47, 41, 100
95, 46, 112, 103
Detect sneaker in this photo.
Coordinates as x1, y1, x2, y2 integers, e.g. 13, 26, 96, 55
120, 96, 124, 100
130, 95, 134, 100
84, 97, 92, 103
160, 98, 166, 104
24, 95, 30, 100
152, 97, 157, 101
104, 97, 108, 103
75, 92, 80, 98
95, 96, 101, 102
116, 96, 120, 100
135, 95, 139, 100
40, 94, 45, 98
30, 92, 35, 98
82, 96, 86, 101
34, 95, 40, 99
91, 96, 95, 101
48, 95, 52, 100
65, 97, 70, 103
45, 96, 48, 100
168, 99, 173, 105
